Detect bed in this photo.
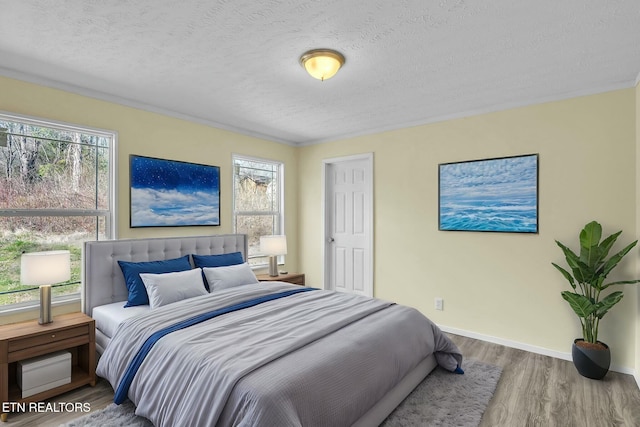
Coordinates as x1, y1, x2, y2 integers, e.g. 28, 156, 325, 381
83, 234, 462, 427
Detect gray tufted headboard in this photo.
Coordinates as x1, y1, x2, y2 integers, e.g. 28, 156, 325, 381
82, 234, 247, 315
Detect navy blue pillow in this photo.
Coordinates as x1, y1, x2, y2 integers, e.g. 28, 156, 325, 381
118, 255, 192, 307
192, 252, 244, 291
192, 252, 244, 268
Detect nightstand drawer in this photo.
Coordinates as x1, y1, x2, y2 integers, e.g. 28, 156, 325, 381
286, 275, 305, 285
8, 325, 89, 354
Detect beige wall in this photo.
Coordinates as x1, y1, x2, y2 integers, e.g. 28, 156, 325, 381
299, 89, 639, 370
0, 75, 299, 323
2, 75, 638, 372
636, 80, 640, 382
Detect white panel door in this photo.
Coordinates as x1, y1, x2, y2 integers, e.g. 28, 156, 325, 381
324, 154, 373, 297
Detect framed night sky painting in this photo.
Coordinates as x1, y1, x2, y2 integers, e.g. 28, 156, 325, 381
130, 155, 220, 227
438, 154, 538, 233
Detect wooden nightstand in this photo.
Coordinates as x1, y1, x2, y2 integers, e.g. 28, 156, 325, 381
257, 272, 305, 286
0, 312, 96, 421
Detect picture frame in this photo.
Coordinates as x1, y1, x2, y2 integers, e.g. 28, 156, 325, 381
438, 154, 539, 233
130, 155, 220, 227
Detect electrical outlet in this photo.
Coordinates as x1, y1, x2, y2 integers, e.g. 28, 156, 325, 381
435, 297, 444, 311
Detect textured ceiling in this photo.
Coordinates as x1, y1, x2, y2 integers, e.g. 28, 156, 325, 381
0, 1, 639, 145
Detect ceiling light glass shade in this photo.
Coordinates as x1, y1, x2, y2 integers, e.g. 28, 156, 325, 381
300, 49, 345, 81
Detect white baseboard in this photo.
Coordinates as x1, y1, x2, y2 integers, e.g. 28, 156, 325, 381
439, 325, 636, 377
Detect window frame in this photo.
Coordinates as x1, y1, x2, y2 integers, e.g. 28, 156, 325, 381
0, 111, 118, 315
232, 154, 284, 267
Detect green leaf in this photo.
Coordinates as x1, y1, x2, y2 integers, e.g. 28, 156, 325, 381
594, 291, 624, 319
556, 240, 578, 262
556, 241, 587, 283
561, 292, 596, 318
552, 263, 576, 290
596, 231, 622, 264
601, 240, 638, 277
592, 276, 605, 291
579, 221, 602, 267
601, 278, 640, 291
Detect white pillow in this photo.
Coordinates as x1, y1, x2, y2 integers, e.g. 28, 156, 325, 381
139, 268, 208, 309
202, 263, 259, 291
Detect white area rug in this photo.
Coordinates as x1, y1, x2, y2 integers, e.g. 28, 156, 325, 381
381, 359, 502, 426
61, 359, 501, 427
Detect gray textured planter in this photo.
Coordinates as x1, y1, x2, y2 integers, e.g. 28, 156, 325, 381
571, 339, 610, 380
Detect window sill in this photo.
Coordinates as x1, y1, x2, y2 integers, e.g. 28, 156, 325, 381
249, 263, 268, 270
0, 295, 81, 325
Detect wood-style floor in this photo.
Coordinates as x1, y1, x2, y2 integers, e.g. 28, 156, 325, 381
4, 333, 640, 426
449, 334, 640, 427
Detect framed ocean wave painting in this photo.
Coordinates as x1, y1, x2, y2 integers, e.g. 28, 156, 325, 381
130, 155, 220, 227
438, 154, 538, 233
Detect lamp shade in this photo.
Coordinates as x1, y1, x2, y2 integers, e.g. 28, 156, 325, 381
300, 49, 345, 81
20, 250, 71, 285
260, 235, 287, 256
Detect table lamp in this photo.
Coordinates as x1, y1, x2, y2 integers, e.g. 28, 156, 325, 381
20, 250, 71, 324
260, 235, 287, 277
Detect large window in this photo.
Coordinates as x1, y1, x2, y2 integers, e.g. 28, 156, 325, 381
0, 113, 115, 311
232, 155, 283, 266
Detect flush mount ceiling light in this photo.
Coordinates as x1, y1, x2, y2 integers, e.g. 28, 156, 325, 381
299, 49, 345, 81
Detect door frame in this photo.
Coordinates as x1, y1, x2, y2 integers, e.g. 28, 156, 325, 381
322, 153, 374, 296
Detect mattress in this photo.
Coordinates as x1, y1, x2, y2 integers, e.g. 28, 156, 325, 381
92, 301, 149, 339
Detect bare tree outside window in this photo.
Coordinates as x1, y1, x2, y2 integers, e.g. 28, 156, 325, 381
233, 156, 283, 266
0, 114, 115, 309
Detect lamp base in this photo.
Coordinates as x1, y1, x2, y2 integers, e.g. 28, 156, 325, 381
39, 285, 53, 325
268, 256, 278, 277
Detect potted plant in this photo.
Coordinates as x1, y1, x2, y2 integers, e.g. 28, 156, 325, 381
552, 220, 640, 379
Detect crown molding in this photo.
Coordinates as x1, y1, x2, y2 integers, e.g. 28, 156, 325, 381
299, 80, 637, 146
2, 66, 636, 148
0, 67, 297, 147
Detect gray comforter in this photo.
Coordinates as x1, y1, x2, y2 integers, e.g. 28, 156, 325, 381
97, 282, 462, 427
